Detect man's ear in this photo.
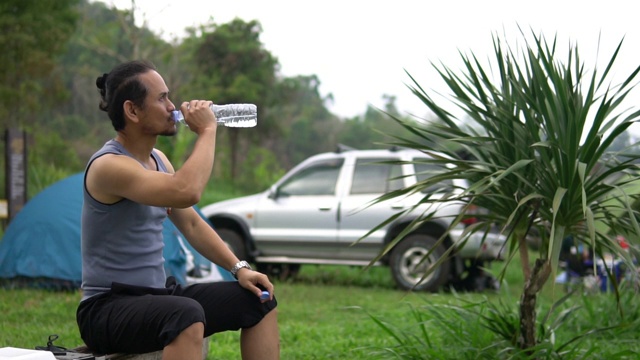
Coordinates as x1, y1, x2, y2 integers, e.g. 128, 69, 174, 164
123, 100, 139, 123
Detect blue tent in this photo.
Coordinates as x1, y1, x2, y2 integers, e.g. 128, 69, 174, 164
0, 172, 233, 290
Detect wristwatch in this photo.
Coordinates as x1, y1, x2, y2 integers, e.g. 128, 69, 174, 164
230, 260, 252, 279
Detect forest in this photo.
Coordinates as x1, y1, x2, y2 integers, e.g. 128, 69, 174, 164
0, 0, 420, 204
2, 0, 638, 210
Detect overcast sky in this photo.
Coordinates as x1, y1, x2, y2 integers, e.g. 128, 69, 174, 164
101, 0, 640, 124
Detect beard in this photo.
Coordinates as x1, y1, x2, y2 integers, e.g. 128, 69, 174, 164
157, 118, 180, 136
159, 127, 178, 136
140, 116, 179, 136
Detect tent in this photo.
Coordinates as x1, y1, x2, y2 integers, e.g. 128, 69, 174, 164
0, 172, 233, 290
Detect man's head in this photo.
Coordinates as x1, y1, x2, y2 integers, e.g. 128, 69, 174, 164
96, 60, 157, 131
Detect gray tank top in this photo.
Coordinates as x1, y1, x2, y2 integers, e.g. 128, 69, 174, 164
81, 140, 169, 300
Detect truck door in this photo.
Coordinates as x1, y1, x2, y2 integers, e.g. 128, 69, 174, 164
338, 157, 404, 261
253, 158, 344, 259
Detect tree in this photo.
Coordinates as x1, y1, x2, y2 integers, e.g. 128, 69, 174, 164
55, 0, 177, 144
0, 0, 79, 207
271, 74, 340, 167
188, 18, 279, 179
27, 0, 179, 188
0, 0, 79, 127
182, 19, 345, 184
337, 94, 416, 150
370, 31, 640, 355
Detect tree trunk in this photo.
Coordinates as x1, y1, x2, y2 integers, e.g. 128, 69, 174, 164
519, 233, 531, 281
518, 258, 551, 352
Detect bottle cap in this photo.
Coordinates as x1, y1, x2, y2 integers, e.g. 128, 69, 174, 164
171, 110, 183, 122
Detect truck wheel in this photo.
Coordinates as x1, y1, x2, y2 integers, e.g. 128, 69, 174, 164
216, 228, 247, 260
448, 260, 499, 292
257, 263, 301, 281
389, 233, 450, 292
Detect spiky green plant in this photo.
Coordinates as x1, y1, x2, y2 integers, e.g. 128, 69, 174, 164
370, 29, 640, 352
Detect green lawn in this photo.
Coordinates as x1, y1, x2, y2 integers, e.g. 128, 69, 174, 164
1, 264, 639, 359
0, 266, 444, 358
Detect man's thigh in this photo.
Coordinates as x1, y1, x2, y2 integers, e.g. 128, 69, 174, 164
80, 293, 205, 354
176, 281, 277, 335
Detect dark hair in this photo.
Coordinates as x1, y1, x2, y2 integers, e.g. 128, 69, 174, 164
96, 60, 157, 131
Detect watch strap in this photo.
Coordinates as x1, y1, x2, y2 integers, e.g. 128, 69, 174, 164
230, 260, 252, 279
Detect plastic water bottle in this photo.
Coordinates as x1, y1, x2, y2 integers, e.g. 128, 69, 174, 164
171, 103, 257, 128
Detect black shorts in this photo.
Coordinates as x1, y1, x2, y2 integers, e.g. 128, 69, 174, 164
76, 278, 277, 354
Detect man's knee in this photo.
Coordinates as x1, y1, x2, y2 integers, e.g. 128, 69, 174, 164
159, 298, 206, 348
180, 322, 205, 343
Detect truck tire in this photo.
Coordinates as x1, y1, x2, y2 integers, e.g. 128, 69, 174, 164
216, 228, 247, 260
389, 233, 450, 292
257, 263, 301, 281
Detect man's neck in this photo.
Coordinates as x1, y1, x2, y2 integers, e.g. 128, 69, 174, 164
114, 132, 157, 164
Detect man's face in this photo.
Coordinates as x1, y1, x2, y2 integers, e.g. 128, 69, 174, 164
137, 70, 178, 136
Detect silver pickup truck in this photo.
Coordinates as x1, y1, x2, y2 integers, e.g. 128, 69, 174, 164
201, 147, 506, 292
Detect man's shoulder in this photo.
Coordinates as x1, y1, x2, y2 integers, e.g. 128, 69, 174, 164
90, 140, 124, 160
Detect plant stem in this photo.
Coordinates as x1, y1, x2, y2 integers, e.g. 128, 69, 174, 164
518, 258, 551, 353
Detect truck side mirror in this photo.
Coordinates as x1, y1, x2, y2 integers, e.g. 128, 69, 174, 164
268, 185, 279, 200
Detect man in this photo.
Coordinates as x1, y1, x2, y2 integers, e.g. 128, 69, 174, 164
76, 60, 279, 360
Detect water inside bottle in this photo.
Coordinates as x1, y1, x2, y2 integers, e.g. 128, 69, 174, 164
218, 115, 257, 128
170, 111, 257, 128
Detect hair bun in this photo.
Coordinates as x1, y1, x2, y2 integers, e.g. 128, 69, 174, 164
96, 73, 108, 90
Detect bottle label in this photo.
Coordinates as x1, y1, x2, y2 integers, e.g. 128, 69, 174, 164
171, 103, 257, 128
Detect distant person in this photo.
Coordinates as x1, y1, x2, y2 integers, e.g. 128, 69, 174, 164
559, 234, 594, 280
76, 60, 279, 360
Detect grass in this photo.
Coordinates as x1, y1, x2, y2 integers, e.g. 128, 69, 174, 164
1, 191, 638, 360
0, 266, 442, 358
3, 262, 640, 359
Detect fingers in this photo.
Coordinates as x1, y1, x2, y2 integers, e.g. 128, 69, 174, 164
180, 101, 190, 113
187, 100, 210, 109
238, 270, 275, 302
181, 100, 214, 113
180, 100, 216, 132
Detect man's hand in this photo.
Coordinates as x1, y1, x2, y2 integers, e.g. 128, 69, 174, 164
236, 269, 274, 302
180, 100, 217, 134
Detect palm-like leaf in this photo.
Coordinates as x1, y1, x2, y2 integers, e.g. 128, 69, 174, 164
373, 29, 640, 350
